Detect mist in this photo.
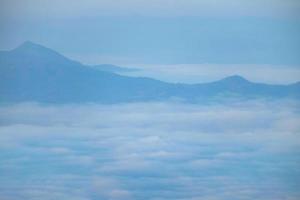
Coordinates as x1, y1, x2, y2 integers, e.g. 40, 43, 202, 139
0, 100, 299, 200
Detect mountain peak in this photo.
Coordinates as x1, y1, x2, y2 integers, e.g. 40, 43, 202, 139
20, 41, 39, 47
221, 75, 249, 82
11, 41, 72, 63
15, 41, 51, 52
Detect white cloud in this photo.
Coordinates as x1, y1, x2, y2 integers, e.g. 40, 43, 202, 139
91, 177, 132, 200
0, 100, 300, 199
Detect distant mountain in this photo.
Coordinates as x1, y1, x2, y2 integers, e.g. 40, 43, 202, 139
90, 64, 138, 73
0, 42, 299, 103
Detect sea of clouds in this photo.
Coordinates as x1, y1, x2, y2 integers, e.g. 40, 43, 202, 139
0, 100, 300, 200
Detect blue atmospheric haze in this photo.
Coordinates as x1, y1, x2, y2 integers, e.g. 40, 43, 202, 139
0, 1, 300, 200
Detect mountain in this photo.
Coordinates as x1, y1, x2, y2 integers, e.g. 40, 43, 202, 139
90, 64, 138, 73
0, 42, 299, 103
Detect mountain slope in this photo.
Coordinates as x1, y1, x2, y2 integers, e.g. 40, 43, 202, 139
90, 64, 138, 73
0, 42, 299, 103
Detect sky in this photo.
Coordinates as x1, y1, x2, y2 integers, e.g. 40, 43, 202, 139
0, 1, 300, 83
0, 1, 299, 64
0, 100, 300, 200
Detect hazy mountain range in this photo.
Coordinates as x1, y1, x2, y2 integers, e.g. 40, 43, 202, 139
0, 41, 299, 103
91, 64, 138, 73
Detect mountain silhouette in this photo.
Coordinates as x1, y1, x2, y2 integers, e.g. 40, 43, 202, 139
0, 42, 299, 103
91, 64, 138, 73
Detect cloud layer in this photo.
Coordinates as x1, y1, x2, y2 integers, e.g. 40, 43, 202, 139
0, 100, 300, 200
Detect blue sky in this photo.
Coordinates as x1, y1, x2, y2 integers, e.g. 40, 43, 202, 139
1, 0, 300, 66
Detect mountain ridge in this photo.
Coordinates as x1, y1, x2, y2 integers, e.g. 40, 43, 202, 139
0, 41, 299, 103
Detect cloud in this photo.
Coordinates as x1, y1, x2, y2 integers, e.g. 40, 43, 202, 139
91, 177, 132, 200
0, 100, 300, 199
